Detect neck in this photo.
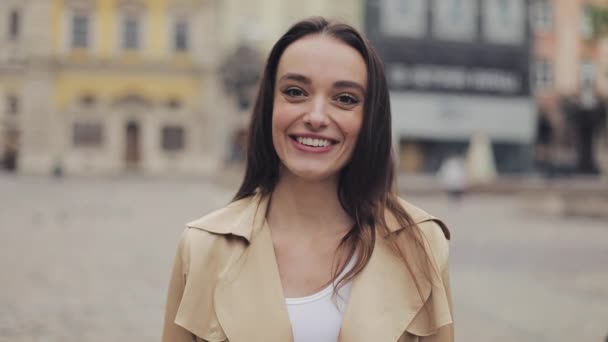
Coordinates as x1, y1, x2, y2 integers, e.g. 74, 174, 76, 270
267, 169, 352, 237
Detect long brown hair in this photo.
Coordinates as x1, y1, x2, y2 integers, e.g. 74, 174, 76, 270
234, 17, 438, 295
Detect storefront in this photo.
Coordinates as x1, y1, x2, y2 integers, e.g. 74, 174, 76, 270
366, 0, 535, 173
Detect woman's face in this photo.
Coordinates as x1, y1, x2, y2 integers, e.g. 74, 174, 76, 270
272, 34, 367, 182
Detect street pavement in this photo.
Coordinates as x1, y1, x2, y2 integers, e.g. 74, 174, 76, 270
0, 173, 607, 341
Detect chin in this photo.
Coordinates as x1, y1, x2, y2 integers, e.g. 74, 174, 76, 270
283, 163, 337, 182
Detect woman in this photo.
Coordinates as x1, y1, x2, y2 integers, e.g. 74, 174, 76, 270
163, 17, 453, 342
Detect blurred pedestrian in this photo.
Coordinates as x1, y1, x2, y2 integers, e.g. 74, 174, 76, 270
162, 17, 453, 342
438, 154, 467, 202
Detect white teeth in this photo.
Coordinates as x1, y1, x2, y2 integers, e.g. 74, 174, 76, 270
296, 136, 331, 147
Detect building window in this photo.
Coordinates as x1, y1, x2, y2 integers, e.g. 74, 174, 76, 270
380, 0, 428, 38
581, 6, 594, 39
167, 98, 182, 110
398, 0, 409, 15
162, 126, 185, 151
580, 61, 596, 87
73, 122, 103, 147
531, 0, 552, 31
6, 94, 19, 115
498, 0, 510, 25
122, 15, 140, 50
580, 61, 597, 107
71, 13, 90, 48
9, 10, 20, 40
174, 19, 189, 52
80, 94, 96, 107
433, 0, 477, 42
533, 59, 553, 90
483, 0, 525, 44
450, 0, 463, 23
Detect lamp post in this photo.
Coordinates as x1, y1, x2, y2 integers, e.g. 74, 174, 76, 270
220, 42, 262, 162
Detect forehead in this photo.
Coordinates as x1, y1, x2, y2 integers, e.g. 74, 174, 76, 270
276, 35, 367, 87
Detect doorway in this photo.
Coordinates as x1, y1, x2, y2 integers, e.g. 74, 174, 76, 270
125, 121, 140, 168
2, 129, 19, 171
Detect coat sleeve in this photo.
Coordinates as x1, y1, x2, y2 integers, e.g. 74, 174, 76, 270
162, 229, 196, 342
419, 220, 454, 342
419, 266, 454, 342
402, 219, 453, 342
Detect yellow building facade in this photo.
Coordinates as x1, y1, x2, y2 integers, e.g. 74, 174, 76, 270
2, 0, 225, 175
1, 0, 362, 175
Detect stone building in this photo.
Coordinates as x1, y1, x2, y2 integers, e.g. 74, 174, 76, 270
1, 0, 225, 175
0, 0, 363, 175
365, 0, 535, 174
531, 0, 608, 174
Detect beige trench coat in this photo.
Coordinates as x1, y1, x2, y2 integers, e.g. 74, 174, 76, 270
162, 193, 454, 342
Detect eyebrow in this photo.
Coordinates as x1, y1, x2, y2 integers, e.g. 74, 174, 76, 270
278, 73, 311, 84
278, 73, 366, 95
334, 80, 366, 95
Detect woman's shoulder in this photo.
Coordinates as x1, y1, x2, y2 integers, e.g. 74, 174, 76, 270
393, 197, 451, 268
391, 197, 450, 239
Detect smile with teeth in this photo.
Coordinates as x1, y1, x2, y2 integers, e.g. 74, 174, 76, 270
293, 136, 335, 148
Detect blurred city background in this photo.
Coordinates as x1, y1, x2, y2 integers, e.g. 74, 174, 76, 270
1, 0, 608, 341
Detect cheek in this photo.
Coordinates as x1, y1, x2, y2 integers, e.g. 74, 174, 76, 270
272, 99, 302, 134
271, 106, 288, 139
342, 113, 364, 143
271, 101, 294, 155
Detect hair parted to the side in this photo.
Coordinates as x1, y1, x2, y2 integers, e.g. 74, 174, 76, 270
233, 17, 444, 297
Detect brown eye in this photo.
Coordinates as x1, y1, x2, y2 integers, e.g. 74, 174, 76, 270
335, 94, 359, 105
283, 87, 306, 97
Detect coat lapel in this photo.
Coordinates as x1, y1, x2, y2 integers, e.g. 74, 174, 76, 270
213, 195, 294, 342
338, 233, 432, 342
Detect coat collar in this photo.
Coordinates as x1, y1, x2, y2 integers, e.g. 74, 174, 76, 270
186, 192, 268, 242
186, 193, 449, 341
186, 192, 448, 240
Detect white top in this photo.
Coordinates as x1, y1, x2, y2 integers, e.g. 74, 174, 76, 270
285, 257, 355, 342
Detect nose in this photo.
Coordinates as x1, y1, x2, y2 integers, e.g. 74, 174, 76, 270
303, 96, 329, 130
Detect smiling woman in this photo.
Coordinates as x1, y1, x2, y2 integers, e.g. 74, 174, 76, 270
272, 35, 366, 181
162, 17, 453, 342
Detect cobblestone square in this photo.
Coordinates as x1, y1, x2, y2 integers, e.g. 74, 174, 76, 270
1, 174, 607, 341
